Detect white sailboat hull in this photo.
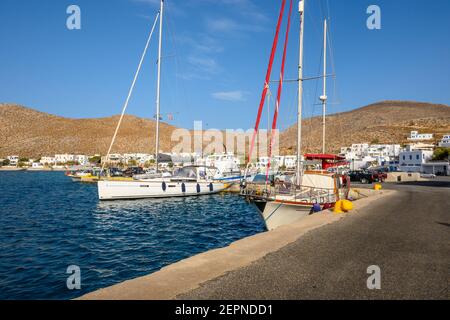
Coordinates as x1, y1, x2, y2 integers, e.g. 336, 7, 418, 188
97, 180, 228, 200
260, 200, 312, 231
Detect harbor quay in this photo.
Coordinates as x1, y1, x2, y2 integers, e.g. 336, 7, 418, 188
79, 178, 450, 300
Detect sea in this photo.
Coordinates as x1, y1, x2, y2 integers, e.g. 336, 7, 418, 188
0, 171, 265, 299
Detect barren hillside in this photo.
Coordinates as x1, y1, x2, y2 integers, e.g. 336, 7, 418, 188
1, 101, 449, 158
0, 104, 179, 157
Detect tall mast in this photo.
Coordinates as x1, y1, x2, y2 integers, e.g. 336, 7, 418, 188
296, 0, 305, 185
155, 0, 164, 172
320, 19, 328, 154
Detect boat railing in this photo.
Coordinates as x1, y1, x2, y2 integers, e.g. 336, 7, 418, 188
241, 180, 338, 204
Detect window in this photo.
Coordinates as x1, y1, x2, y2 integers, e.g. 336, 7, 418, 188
416, 155, 419, 160
409, 155, 412, 160
403, 155, 405, 160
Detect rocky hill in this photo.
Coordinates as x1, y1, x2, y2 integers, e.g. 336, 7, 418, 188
1, 101, 449, 158
0, 104, 179, 157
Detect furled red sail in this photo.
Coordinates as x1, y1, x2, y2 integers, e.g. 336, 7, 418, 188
266, 0, 294, 177
247, 0, 287, 164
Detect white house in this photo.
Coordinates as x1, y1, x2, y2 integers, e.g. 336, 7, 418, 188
350, 143, 369, 157
74, 155, 88, 165
40, 156, 56, 165
438, 134, 450, 148
55, 154, 75, 164
284, 155, 298, 169
31, 162, 45, 169
7, 155, 19, 166
340, 144, 400, 169
102, 154, 123, 164
398, 149, 433, 172
408, 130, 433, 141
421, 162, 449, 176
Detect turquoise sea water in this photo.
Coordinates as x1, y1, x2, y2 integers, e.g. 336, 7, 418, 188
0, 171, 265, 299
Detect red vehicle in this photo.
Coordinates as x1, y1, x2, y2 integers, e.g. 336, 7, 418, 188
368, 169, 387, 182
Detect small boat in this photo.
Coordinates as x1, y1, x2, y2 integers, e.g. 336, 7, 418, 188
98, 165, 229, 200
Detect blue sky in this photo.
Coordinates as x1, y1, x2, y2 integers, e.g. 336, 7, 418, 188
0, 0, 449, 130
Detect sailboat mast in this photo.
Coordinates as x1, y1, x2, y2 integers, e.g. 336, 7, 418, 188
321, 19, 328, 154
296, 0, 305, 185
155, 0, 164, 172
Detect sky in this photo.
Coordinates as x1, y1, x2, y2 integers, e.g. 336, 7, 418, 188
0, 0, 449, 131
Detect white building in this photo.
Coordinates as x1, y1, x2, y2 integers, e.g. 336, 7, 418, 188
122, 153, 155, 165
284, 155, 297, 169
421, 162, 449, 176
7, 155, 19, 166
40, 156, 56, 165
340, 144, 401, 169
102, 154, 123, 164
55, 154, 75, 164
74, 155, 88, 165
350, 143, 369, 156
398, 149, 433, 172
438, 134, 450, 148
31, 162, 45, 169
408, 130, 433, 141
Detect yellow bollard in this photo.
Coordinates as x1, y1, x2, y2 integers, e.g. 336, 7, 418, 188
374, 183, 382, 190
333, 200, 344, 214
341, 199, 353, 212
334, 199, 353, 214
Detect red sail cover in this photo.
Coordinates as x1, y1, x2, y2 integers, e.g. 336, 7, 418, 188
266, 0, 294, 177
247, 0, 286, 164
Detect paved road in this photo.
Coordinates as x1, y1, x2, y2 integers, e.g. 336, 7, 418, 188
179, 180, 450, 299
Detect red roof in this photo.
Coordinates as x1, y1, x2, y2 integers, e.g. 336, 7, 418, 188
304, 153, 346, 161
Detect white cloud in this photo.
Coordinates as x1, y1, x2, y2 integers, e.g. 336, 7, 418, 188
212, 91, 247, 102
207, 18, 239, 33
187, 56, 221, 74
206, 17, 267, 34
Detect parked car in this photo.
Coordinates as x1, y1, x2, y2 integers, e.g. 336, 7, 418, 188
420, 173, 436, 179
368, 169, 387, 182
122, 166, 145, 177
348, 170, 380, 184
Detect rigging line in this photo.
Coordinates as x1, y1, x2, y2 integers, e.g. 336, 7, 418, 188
327, 22, 340, 105
325, 13, 344, 153
101, 11, 160, 173
306, 36, 323, 153
246, 0, 286, 168
166, 0, 192, 127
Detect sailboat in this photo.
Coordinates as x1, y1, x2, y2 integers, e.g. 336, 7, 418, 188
242, 0, 350, 230
97, 0, 228, 200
